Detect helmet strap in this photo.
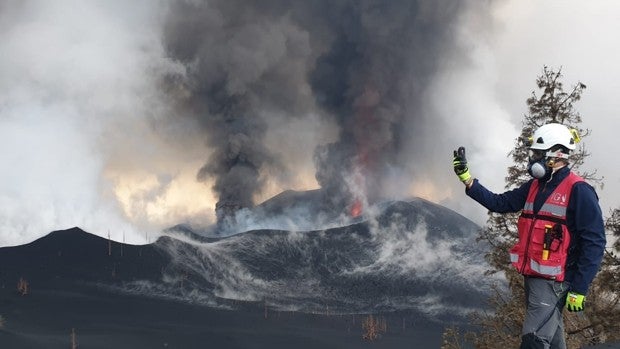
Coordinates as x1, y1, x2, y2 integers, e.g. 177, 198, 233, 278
545, 149, 569, 160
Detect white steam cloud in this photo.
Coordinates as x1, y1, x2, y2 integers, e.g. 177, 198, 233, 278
0, 1, 185, 245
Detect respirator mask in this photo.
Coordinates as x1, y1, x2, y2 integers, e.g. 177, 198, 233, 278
527, 149, 552, 179
527, 148, 569, 179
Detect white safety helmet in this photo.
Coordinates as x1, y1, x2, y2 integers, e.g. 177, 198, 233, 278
529, 123, 577, 151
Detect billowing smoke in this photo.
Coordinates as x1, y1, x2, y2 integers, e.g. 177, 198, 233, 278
162, 1, 321, 225
162, 1, 465, 225
307, 1, 462, 213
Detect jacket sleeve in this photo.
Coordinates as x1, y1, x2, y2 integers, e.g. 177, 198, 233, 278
465, 179, 532, 214
566, 182, 606, 295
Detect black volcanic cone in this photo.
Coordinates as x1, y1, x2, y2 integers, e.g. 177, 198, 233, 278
157, 196, 490, 319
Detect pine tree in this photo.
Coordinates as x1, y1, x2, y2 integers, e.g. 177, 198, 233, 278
465, 66, 620, 348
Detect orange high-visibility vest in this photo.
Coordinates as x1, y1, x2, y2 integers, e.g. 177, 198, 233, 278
509, 172, 583, 281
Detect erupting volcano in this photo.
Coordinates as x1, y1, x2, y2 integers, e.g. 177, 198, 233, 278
3, 0, 620, 347
161, 0, 462, 229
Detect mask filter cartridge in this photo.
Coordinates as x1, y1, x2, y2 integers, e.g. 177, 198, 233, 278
529, 161, 547, 179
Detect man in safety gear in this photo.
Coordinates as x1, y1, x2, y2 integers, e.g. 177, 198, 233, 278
453, 123, 606, 349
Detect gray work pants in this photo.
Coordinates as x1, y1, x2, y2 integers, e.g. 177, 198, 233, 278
520, 276, 569, 349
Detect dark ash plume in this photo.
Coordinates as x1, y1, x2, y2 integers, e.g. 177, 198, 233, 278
162, 1, 317, 225
162, 0, 463, 224
308, 0, 462, 213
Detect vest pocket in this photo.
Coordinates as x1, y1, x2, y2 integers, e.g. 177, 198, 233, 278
526, 226, 564, 278
528, 227, 552, 261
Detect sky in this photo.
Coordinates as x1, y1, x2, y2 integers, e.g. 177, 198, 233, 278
1, 0, 619, 247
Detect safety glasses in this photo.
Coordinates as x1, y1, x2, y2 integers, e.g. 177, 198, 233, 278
528, 149, 546, 161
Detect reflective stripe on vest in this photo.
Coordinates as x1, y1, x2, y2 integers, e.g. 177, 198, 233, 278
530, 259, 562, 276
538, 203, 568, 217
510, 253, 519, 263
523, 193, 570, 217
509, 253, 563, 277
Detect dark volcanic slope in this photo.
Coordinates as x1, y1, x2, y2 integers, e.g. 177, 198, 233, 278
0, 227, 168, 288
0, 198, 489, 348
0, 229, 451, 349
154, 197, 489, 318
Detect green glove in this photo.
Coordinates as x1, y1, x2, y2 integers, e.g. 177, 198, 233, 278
565, 291, 585, 312
453, 146, 471, 183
